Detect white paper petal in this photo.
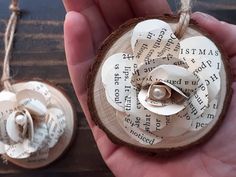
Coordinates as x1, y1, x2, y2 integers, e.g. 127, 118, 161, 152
5, 143, 30, 159
101, 53, 137, 111
23, 139, 38, 153
124, 88, 166, 131
179, 36, 221, 100
104, 89, 124, 112
15, 81, 52, 103
143, 65, 198, 95
46, 107, 65, 148
17, 90, 47, 119
0, 91, 16, 102
19, 99, 47, 119
0, 101, 18, 144
48, 107, 66, 131
159, 81, 188, 98
122, 114, 163, 145
131, 57, 188, 86
6, 111, 23, 142
0, 141, 5, 154
25, 122, 48, 152
185, 76, 209, 119
16, 89, 47, 107
190, 99, 218, 131
138, 89, 185, 116
155, 110, 192, 137
131, 19, 180, 63
24, 109, 34, 141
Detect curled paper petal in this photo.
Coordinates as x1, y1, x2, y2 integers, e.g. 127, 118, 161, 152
190, 99, 218, 131
5, 143, 30, 159
180, 36, 221, 100
14, 81, 52, 104
16, 89, 47, 107
0, 101, 18, 145
47, 107, 65, 148
138, 89, 185, 116
155, 110, 192, 137
185, 76, 209, 120
122, 114, 163, 145
19, 98, 47, 120
102, 53, 137, 111
25, 122, 48, 153
124, 88, 166, 131
6, 111, 24, 142
6, 109, 34, 144
0, 91, 16, 102
131, 57, 188, 87
24, 109, 34, 141
23, 139, 38, 153
17, 90, 47, 119
48, 107, 66, 131
143, 65, 199, 95
131, 19, 180, 63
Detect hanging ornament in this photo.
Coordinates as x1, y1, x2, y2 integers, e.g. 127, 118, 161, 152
0, 0, 76, 168
88, 0, 232, 153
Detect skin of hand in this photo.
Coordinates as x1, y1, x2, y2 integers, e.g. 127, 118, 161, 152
63, 1, 236, 176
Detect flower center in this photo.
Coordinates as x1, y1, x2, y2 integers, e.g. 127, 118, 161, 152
147, 84, 172, 102
152, 87, 167, 100
15, 114, 27, 126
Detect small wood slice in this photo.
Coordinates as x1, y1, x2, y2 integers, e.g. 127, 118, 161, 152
88, 16, 232, 154
6, 80, 76, 168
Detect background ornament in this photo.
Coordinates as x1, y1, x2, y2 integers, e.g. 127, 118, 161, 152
0, 0, 76, 168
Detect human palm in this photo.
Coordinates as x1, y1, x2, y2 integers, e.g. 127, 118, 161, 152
63, 0, 236, 176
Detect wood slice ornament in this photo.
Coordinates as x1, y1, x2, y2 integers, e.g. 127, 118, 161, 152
88, 2, 232, 154
0, 1, 76, 168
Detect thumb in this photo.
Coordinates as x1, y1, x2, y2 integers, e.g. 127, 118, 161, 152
191, 12, 236, 58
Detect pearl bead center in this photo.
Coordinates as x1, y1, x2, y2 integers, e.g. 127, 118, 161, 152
152, 87, 167, 100
15, 114, 27, 126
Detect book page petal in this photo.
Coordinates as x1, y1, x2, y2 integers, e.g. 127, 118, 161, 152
180, 36, 221, 101
131, 19, 180, 64
101, 53, 137, 111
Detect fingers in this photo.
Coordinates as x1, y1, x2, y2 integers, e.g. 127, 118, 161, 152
229, 56, 236, 81
63, 0, 109, 50
63, 0, 94, 12
96, 0, 134, 30
128, 0, 172, 17
192, 12, 236, 58
64, 11, 94, 97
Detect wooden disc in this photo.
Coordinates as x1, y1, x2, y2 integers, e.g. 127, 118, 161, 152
88, 16, 232, 154
5, 80, 76, 168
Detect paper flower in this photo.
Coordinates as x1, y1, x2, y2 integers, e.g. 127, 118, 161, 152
101, 19, 221, 145
0, 81, 65, 159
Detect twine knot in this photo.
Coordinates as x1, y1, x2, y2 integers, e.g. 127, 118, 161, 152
175, 0, 192, 39
9, 3, 20, 13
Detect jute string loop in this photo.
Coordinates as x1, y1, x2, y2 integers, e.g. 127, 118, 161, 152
1, 0, 20, 91
175, 0, 192, 39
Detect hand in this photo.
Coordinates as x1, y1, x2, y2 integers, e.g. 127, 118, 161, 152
63, 1, 236, 176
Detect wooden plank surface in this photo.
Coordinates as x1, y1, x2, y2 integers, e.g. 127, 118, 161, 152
0, 0, 235, 176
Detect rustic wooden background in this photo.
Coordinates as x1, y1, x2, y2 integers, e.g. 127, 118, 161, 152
0, 0, 235, 176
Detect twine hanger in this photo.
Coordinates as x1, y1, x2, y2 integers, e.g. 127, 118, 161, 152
1, 0, 20, 92
175, 0, 192, 39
